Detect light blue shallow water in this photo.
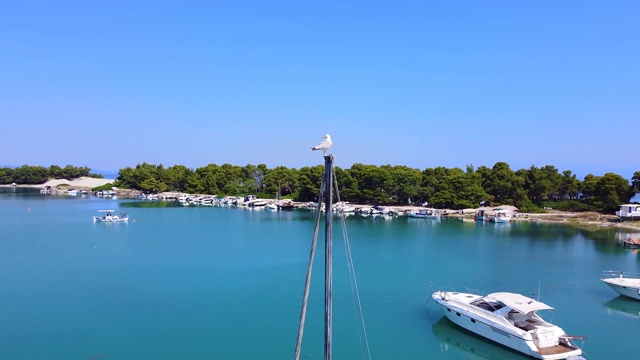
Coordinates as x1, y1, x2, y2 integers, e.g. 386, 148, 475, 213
1, 188, 639, 359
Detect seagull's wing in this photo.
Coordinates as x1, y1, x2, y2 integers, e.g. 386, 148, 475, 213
310, 136, 332, 151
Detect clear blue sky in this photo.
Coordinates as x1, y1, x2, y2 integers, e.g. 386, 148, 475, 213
2, 1, 638, 179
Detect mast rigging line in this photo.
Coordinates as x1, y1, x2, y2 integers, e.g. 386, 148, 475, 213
332, 165, 372, 360
294, 155, 372, 360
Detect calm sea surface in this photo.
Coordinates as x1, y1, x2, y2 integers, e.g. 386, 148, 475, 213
1, 188, 639, 360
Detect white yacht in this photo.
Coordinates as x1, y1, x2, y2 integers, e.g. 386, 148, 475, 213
601, 271, 640, 300
432, 290, 585, 359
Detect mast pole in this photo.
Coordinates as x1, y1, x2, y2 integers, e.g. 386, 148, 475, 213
324, 154, 334, 360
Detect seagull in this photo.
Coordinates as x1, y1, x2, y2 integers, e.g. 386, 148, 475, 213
310, 134, 332, 156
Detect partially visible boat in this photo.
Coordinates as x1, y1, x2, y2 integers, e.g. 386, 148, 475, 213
251, 200, 267, 207
67, 188, 78, 196
621, 237, 640, 249
601, 271, 640, 300
616, 204, 640, 221
474, 209, 491, 222
93, 210, 129, 222
431, 289, 585, 359
333, 201, 356, 213
407, 208, 441, 219
277, 200, 295, 210
200, 197, 215, 206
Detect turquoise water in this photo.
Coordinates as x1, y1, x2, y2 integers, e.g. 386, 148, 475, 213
1, 188, 639, 359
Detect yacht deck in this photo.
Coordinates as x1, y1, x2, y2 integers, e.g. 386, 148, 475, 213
536, 343, 580, 356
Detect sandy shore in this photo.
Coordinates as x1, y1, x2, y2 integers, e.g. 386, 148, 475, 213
1, 177, 115, 189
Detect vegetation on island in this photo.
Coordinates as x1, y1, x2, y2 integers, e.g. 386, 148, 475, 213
0, 165, 102, 184
3, 162, 638, 215
112, 162, 640, 214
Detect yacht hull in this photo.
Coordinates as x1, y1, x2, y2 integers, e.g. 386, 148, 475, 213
602, 278, 640, 300
435, 300, 538, 357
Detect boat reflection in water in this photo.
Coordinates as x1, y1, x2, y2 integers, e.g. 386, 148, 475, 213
602, 297, 640, 320
432, 317, 530, 360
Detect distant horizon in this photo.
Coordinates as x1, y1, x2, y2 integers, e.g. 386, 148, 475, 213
1, 162, 637, 182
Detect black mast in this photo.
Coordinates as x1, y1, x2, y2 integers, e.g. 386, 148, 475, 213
323, 154, 333, 360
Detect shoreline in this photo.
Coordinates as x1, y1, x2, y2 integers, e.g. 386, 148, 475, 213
2, 182, 639, 231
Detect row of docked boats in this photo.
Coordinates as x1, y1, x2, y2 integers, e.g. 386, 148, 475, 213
40, 186, 115, 198
431, 270, 640, 359
50, 188, 89, 196
173, 194, 298, 211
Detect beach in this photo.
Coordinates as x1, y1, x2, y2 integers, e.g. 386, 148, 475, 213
0, 177, 115, 189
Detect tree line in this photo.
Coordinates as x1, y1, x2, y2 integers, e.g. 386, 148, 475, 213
112, 162, 640, 214
0, 165, 102, 184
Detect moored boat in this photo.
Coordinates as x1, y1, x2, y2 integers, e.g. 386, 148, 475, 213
474, 209, 491, 222
601, 271, 640, 300
492, 209, 512, 223
407, 208, 441, 219
431, 290, 585, 359
277, 200, 295, 210
264, 202, 278, 211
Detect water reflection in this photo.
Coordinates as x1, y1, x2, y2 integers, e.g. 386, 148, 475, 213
602, 297, 640, 320
407, 217, 441, 227
431, 318, 529, 360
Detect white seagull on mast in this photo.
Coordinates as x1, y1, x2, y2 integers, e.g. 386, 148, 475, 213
310, 134, 332, 156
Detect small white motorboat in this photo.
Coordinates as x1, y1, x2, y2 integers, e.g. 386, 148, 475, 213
93, 210, 129, 222
601, 271, 640, 300
407, 208, 441, 219
492, 209, 512, 223
265, 202, 278, 211
432, 289, 585, 359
